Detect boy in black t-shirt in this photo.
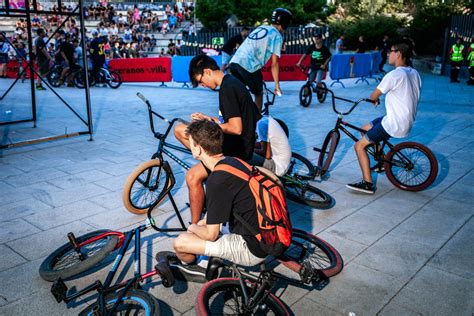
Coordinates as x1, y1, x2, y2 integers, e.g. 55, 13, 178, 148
171, 120, 266, 268
296, 34, 331, 88
174, 55, 259, 224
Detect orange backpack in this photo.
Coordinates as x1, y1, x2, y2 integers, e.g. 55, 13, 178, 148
214, 158, 292, 257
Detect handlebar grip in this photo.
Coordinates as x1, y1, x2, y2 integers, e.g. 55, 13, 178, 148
136, 92, 148, 103
364, 98, 376, 104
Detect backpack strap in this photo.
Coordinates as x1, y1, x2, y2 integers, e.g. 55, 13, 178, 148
214, 162, 250, 181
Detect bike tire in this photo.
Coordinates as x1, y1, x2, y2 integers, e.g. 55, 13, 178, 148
317, 130, 340, 176
195, 278, 289, 316
39, 230, 119, 282
122, 159, 172, 215
284, 182, 332, 209
287, 152, 316, 179
316, 82, 327, 103
385, 141, 438, 192
79, 289, 161, 316
107, 70, 122, 89
278, 228, 343, 280
299, 83, 312, 107
47, 68, 62, 87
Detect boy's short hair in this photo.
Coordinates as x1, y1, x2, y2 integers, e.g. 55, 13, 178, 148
188, 54, 219, 88
392, 42, 412, 61
185, 119, 223, 156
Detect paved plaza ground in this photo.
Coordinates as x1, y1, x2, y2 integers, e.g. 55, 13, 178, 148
0, 70, 473, 315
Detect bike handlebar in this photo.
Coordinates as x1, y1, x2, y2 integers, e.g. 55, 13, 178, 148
323, 88, 375, 116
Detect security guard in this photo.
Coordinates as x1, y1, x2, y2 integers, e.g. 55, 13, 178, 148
449, 37, 464, 83
467, 42, 474, 86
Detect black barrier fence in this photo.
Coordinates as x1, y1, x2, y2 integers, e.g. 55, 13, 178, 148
180, 26, 331, 56
442, 14, 473, 75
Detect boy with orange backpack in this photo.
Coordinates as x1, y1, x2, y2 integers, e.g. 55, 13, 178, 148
156, 119, 292, 281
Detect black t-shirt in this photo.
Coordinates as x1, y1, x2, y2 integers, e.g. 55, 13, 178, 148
60, 41, 75, 64
221, 34, 244, 55
218, 74, 259, 161
90, 37, 106, 62
305, 44, 331, 69
206, 157, 266, 258
35, 37, 48, 62
379, 40, 389, 53
356, 41, 367, 53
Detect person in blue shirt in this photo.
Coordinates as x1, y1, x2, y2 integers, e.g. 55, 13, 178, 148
229, 8, 292, 113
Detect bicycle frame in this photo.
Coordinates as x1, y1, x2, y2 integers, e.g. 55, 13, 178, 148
138, 93, 193, 171
51, 161, 187, 312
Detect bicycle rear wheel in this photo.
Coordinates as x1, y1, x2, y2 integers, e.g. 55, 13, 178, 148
385, 141, 438, 191
195, 278, 289, 316
122, 159, 172, 214
284, 182, 332, 209
299, 83, 312, 107
277, 228, 343, 282
316, 82, 327, 103
107, 70, 122, 89
317, 130, 340, 176
39, 230, 119, 282
47, 68, 62, 87
79, 289, 160, 316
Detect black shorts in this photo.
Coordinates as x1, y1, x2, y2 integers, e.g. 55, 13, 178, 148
228, 63, 263, 95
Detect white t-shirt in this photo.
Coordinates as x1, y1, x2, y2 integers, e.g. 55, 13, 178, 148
377, 66, 421, 138
256, 116, 291, 176
230, 25, 282, 73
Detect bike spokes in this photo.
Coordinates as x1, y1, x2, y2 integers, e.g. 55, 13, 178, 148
389, 147, 432, 186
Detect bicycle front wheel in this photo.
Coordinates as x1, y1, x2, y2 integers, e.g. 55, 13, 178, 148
107, 70, 122, 89
195, 278, 289, 316
284, 182, 332, 209
316, 82, 327, 103
123, 159, 172, 214
299, 83, 312, 107
39, 230, 119, 282
317, 130, 340, 176
79, 289, 160, 316
278, 228, 343, 282
385, 141, 438, 191
287, 152, 316, 179
47, 68, 62, 87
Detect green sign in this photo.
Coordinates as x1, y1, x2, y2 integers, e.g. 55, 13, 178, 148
212, 37, 225, 45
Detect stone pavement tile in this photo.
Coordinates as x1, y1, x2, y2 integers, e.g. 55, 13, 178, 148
82, 207, 147, 231
456, 169, 474, 186
357, 193, 425, 222
316, 231, 368, 264
309, 178, 345, 195
427, 217, 474, 279
34, 183, 110, 208
0, 181, 65, 206
0, 180, 13, 190
0, 259, 52, 306
23, 200, 109, 231
0, 197, 53, 221
290, 297, 344, 316
55, 158, 112, 175
325, 210, 399, 246
352, 234, 437, 281
305, 263, 405, 315
147, 278, 204, 314
92, 173, 128, 192
0, 244, 26, 272
0, 164, 24, 180
7, 220, 97, 261
3, 168, 69, 188
439, 181, 474, 205
388, 198, 472, 248
45, 169, 112, 190
0, 287, 80, 315
99, 159, 145, 177
388, 266, 474, 316
0, 218, 42, 244
87, 190, 125, 210
378, 303, 423, 316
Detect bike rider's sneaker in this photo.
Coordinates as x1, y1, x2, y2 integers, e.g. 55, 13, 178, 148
155, 251, 176, 288
36, 85, 46, 90
170, 261, 207, 283
346, 180, 376, 194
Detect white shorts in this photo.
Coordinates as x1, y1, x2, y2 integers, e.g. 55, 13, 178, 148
205, 233, 265, 267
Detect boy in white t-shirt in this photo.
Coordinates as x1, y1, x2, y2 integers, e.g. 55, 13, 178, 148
347, 42, 422, 194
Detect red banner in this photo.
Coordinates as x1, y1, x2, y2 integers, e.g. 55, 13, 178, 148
261, 54, 326, 81
6, 60, 37, 79
109, 57, 172, 82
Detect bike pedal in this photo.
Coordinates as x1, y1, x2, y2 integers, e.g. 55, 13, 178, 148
313, 147, 322, 152
51, 278, 68, 303
312, 269, 329, 290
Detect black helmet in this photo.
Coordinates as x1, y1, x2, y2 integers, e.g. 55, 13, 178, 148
271, 8, 292, 30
